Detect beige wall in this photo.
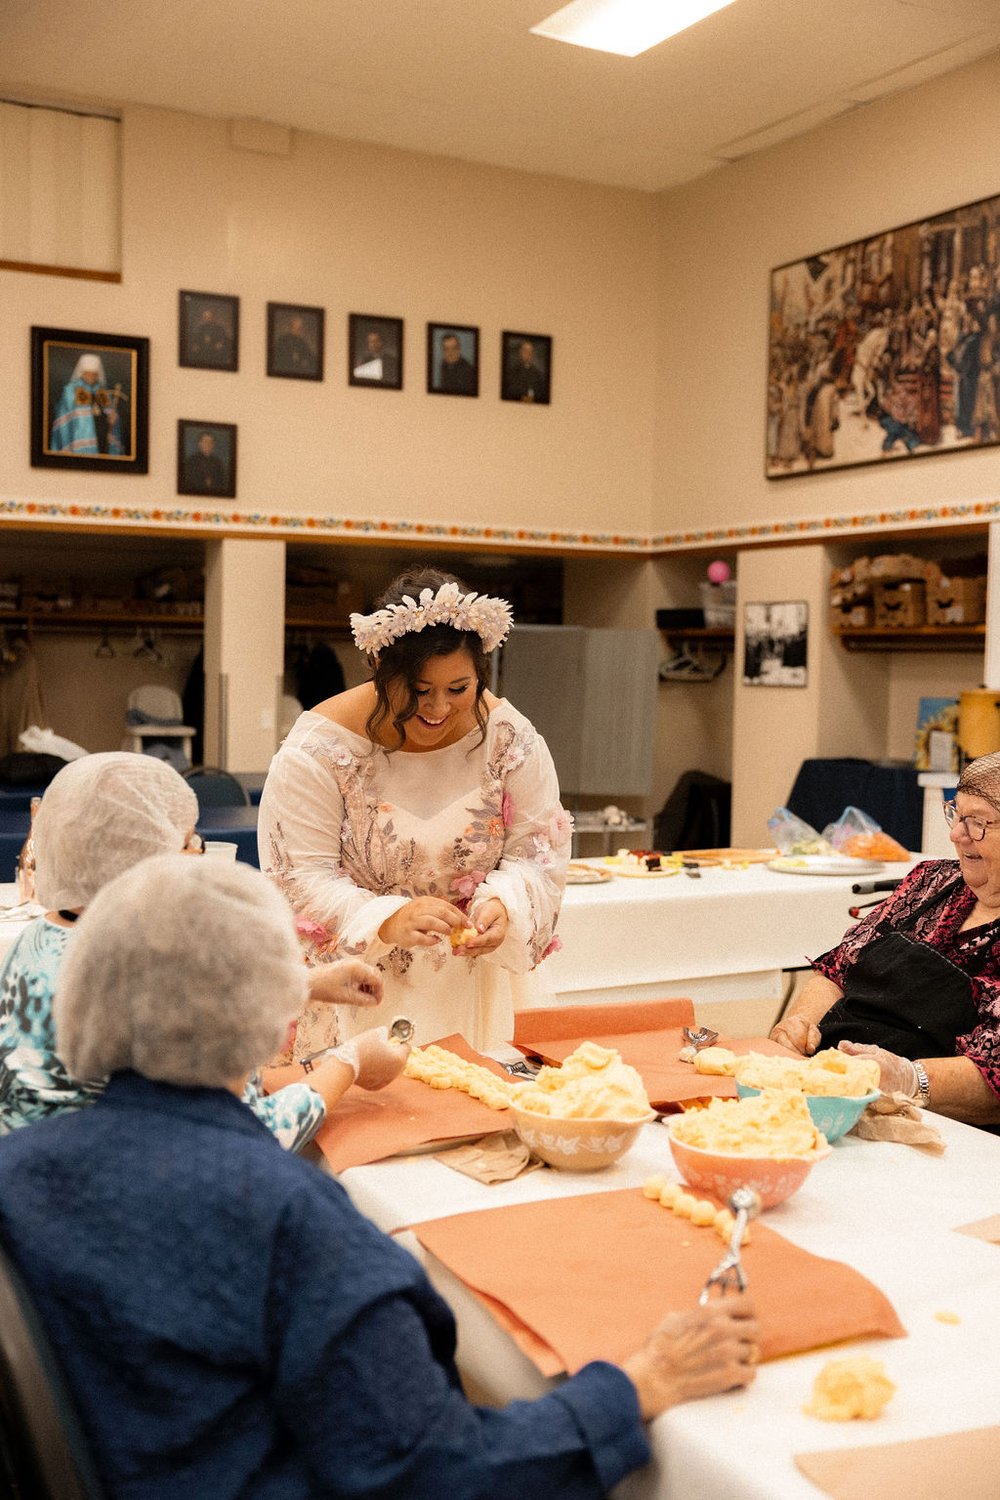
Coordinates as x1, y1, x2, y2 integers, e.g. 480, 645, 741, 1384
654, 49, 1000, 541
0, 105, 659, 537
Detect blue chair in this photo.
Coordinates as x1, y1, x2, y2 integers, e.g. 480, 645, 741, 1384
0, 1238, 106, 1498
182, 766, 250, 810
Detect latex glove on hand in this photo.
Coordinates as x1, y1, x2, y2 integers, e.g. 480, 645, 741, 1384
307, 960, 383, 1009
837, 1040, 917, 1097
333, 1026, 410, 1091
769, 1014, 821, 1055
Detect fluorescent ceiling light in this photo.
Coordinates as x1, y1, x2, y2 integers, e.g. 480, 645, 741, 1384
531, 0, 738, 58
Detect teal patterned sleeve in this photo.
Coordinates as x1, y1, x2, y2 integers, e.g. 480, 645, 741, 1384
242, 1072, 326, 1153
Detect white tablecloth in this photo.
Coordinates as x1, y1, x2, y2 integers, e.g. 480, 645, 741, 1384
339, 1111, 1000, 1500
530, 860, 919, 1007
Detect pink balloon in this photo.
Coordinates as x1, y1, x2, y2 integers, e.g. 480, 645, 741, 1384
706, 560, 731, 585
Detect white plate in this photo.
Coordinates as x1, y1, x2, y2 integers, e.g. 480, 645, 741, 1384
767, 856, 884, 877
566, 863, 614, 885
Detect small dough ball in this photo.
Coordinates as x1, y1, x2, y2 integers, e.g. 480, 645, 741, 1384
643, 1175, 666, 1200
691, 1199, 717, 1227
673, 1192, 697, 1219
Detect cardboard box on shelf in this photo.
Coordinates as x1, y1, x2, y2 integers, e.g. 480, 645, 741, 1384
874, 579, 926, 628
925, 573, 986, 626
830, 598, 875, 631
869, 553, 927, 582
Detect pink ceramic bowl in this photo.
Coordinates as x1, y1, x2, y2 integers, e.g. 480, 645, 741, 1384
666, 1126, 831, 1209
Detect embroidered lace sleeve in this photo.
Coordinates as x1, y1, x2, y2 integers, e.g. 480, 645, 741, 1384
258, 735, 406, 962
471, 717, 571, 972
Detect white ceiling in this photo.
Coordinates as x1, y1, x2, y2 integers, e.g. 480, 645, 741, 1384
2, 0, 1000, 192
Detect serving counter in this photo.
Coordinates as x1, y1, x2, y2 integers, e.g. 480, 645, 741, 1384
339, 1109, 1000, 1500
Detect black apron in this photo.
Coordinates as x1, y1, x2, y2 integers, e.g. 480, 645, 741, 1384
818, 876, 982, 1061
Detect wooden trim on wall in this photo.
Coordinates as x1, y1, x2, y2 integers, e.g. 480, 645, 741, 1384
0, 258, 121, 283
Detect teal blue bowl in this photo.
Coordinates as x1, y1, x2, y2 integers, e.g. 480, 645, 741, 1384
735, 1083, 880, 1144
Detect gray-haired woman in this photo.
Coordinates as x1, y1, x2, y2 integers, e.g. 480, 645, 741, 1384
0, 855, 758, 1498
771, 750, 1000, 1126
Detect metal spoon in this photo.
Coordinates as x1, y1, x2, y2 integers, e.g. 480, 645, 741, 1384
682, 1025, 720, 1051
699, 1187, 762, 1303
388, 1016, 414, 1044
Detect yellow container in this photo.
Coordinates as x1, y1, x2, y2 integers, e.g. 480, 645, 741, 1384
958, 689, 1000, 760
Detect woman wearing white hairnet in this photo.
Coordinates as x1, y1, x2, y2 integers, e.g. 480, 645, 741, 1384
0, 753, 406, 1146
0, 855, 757, 1499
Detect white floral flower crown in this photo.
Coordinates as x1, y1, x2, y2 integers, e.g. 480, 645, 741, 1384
350, 581, 514, 658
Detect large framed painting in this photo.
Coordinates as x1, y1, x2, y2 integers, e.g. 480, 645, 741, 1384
31, 326, 149, 473
767, 190, 1000, 477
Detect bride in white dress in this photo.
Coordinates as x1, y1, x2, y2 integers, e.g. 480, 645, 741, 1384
259, 568, 571, 1054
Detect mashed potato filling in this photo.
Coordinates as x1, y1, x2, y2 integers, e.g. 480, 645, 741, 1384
670, 1088, 825, 1157
513, 1041, 652, 1121
735, 1048, 880, 1098
804, 1356, 896, 1421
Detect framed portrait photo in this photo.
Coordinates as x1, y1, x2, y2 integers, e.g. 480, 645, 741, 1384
267, 302, 324, 381
31, 326, 149, 473
427, 323, 479, 397
742, 601, 808, 688
501, 330, 552, 405
349, 313, 403, 390
177, 419, 237, 500
178, 290, 239, 372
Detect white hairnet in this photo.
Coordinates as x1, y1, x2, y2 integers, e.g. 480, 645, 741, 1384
33, 752, 198, 909
56, 854, 308, 1088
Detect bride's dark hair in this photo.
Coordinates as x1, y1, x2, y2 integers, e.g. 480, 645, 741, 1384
364, 568, 491, 750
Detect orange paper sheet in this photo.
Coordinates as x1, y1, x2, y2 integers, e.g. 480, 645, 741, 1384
513, 1002, 791, 1108
412, 1186, 905, 1377
314, 1035, 512, 1173
796, 1426, 1000, 1500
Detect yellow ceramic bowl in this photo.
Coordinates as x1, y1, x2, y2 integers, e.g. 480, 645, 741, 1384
509, 1103, 656, 1172
666, 1125, 831, 1209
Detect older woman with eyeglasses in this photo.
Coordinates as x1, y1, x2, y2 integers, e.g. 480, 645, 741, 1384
770, 751, 1000, 1127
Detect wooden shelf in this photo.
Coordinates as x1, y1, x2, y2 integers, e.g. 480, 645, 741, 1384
659, 626, 734, 646
1, 610, 354, 636
833, 624, 986, 652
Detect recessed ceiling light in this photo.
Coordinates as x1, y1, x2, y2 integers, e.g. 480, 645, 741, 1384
531, 0, 738, 58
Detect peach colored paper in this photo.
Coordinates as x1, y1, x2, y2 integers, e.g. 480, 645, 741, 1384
954, 1213, 1000, 1244
512, 1003, 791, 1108
315, 1035, 512, 1173
411, 1186, 905, 1377
795, 1426, 1000, 1500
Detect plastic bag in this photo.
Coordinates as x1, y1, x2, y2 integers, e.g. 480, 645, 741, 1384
18, 725, 88, 762
822, 806, 910, 861
767, 807, 833, 856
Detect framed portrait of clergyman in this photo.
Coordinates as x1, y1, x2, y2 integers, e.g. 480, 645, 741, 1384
267, 302, 324, 381
176, 419, 237, 499
178, 290, 239, 372
501, 330, 552, 405
30, 326, 150, 473
427, 323, 479, 397
348, 313, 403, 390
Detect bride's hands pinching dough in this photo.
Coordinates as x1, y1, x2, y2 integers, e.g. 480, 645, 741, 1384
451, 897, 508, 957
378, 896, 468, 950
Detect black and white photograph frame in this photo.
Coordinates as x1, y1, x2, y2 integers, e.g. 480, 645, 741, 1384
178, 290, 239, 372
348, 313, 404, 390
30, 325, 150, 473
427, 322, 479, 397
742, 601, 809, 687
267, 302, 325, 381
500, 330, 552, 405
176, 419, 238, 500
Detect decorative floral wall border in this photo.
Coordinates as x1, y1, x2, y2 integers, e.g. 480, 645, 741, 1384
2, 493, 1000, 553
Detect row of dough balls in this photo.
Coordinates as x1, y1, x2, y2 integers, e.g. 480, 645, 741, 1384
403, 1044, 515, 1111
642, 1175, 750, 1245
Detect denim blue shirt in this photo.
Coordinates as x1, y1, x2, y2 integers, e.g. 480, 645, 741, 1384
0, 1073, 649, 1498
0, 917, 325, 1150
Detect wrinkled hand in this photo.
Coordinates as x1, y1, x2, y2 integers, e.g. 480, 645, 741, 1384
837, 1040, 916, 1097
452, 898, 508, 957
307, 960, 383, 1009
333, 1026, 411, 1091
769, 1014, 821, 1056
379, 896, 467, 950
622, 1294, 759, 1420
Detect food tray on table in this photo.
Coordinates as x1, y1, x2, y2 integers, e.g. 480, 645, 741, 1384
768, 855, 883, 877
565, 861, 614, 885
600, 853, 681, 879
677, 847, 777, 866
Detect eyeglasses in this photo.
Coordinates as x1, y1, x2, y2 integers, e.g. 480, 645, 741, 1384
943, 801, 1000, 842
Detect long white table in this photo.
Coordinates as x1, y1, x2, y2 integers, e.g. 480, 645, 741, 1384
528, 859, 919, 1008
339, 1110, 1000, 1500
